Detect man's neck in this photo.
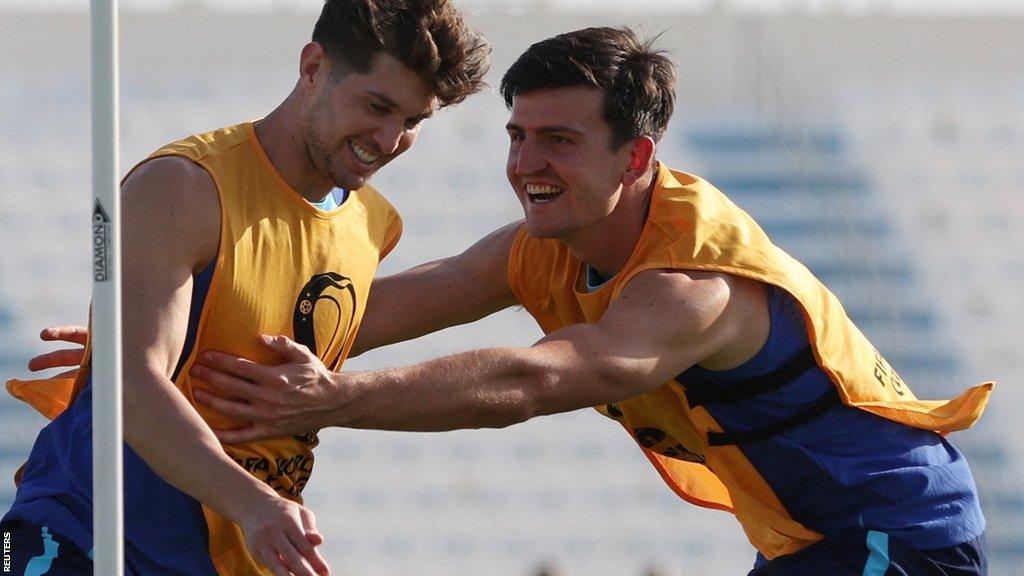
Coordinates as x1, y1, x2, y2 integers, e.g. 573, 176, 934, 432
252, 98, 333, 203
565, 173, 656, 279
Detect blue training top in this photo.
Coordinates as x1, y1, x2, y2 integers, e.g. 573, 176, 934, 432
679, 285, 985, 550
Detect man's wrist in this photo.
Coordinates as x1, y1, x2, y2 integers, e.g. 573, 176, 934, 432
215, 468, 280, 526
319, 369, 345, 429
324, 369, 368, 429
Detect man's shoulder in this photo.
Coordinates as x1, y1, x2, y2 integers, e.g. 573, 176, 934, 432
610, 268, 770, 370
152, 123, 252, 163
124, 155, 217, 206
122, 155, 221, 267
123, 123, 250, 202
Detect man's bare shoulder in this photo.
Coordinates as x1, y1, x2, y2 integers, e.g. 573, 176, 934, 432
122, 155, 221, 270
610, 268, 770, 370
620, 268, 765, 309
124, 156, 216, 202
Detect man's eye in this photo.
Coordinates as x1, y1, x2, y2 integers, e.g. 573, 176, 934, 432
367, 102, 389, 115
508, 132, 524, 142
549, 135, 567, 144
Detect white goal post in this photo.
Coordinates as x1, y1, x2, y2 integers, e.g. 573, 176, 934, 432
90, 0, 124, 574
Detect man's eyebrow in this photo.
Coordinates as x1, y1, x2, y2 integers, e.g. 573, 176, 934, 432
365, 90, 398, 109
366, 90, 434, 121
505, 123, 584, 137
538, 125, 584, 137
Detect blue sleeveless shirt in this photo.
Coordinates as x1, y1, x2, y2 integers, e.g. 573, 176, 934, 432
680, 285, 985, 550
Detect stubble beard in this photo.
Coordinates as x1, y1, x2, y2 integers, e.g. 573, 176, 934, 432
304, 98, 370, 192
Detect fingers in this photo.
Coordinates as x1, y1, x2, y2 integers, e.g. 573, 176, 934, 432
273, 533, 320, 576
192, 388, 270, 422
260, 334, 313, 363
29, 326, 88, 373
197, 351, 279, 385
27, 348, 86, 372
295, 508, 328, 572
190, 363, 278, 405
301, 507, 324, 546
276, 508, 327, 569
263, 553, 290, 576
250, 505, 329, 576
39, 325, 88, 345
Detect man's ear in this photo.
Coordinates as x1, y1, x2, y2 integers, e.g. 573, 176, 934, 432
299, 42, 326, 90
622, 136, 656, 187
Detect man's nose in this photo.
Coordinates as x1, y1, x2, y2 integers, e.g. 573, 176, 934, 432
373, 122, 405, 155
514, 138, 546, 176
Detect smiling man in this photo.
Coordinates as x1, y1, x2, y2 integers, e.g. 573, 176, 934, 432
1, 1, 488, 575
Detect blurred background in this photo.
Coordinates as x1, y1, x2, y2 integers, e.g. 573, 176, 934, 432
1, 1, 1022, 574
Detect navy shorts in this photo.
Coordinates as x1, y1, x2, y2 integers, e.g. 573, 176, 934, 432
749, 530, 987, 576
1, 520, 92, 576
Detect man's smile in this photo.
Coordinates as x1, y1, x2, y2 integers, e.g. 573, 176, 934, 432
349, 139, 381, 165
525, 183, 565, 203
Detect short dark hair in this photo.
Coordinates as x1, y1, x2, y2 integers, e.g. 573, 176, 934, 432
500, 27, 676, 148
312, 0, 490, 107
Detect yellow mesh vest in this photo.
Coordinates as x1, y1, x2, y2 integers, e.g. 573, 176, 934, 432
507, 163, 992, 559
8, 122, 402, 574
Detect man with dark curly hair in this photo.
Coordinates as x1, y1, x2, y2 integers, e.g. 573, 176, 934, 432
0, 1, 488, 574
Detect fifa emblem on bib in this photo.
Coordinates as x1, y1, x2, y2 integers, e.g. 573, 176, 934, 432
293, 272, 357, 370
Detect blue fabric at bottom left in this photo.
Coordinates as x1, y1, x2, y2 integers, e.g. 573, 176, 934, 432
2, 378, 219, 575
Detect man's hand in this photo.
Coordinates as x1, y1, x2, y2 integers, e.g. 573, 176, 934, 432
27, 325, 88, 378
236, 493, 330, 576
190, 335, 341, 443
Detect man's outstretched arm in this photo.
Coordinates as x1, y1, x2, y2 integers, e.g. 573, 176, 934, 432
349, 221, 522, 356
193, 268, 767, 439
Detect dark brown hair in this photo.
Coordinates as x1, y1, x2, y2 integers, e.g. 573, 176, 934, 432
312, 0, 490, 107
500, 27, 676, 148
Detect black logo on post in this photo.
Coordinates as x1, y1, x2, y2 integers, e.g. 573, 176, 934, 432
92, 200, 112, 282
293, 273, 357, 369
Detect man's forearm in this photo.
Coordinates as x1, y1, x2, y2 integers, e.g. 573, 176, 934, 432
329, 347, 555, 432
123, 365, 277, 521
195, 321, 663, 442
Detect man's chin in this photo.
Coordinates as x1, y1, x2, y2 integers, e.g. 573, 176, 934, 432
333, 171, 373, 191
524, 220, 565, 240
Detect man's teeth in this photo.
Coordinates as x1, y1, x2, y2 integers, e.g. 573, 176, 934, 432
524, 183, 565, 196
526, 183, 564, 204
350, 141, 380, 164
